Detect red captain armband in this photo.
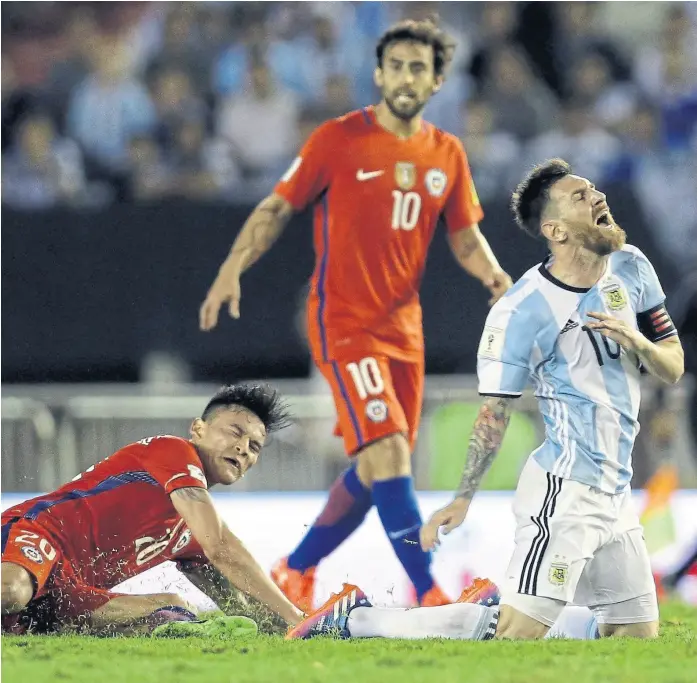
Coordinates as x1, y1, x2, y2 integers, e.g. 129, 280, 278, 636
637, 303, 677, 342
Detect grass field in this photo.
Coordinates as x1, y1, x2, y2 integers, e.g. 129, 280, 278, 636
3, 602, 696, 683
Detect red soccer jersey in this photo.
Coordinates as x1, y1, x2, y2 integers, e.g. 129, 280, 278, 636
2, 436, 208, 589
275, 106, 484, 363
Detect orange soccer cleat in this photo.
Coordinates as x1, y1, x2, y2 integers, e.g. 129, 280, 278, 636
285, 583, 371, 640
270, 557, 316, 614
456, 578, 501, 607
419, 584, 451, 607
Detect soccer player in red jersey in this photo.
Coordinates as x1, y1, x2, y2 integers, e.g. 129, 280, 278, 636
1, 385, 303, 634
200, 20, 513, 611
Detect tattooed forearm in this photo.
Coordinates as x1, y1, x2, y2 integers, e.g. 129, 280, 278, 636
456, 397, 513, 501
228, 194, 293, 273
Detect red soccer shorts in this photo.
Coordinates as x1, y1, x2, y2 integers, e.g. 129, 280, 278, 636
316, 353, 424, 455
2, 516, 116, 627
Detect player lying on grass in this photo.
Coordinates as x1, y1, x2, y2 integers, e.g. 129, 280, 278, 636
286, 159, 684, 641
1, 384, 303, 636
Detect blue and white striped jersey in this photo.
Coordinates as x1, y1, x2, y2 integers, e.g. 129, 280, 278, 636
477, 245, 673, 494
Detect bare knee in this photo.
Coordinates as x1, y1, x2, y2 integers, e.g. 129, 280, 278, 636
494, 605, 550, 641
1, 563, 35, 614
599, 620, 659, 639
356, 433, 411, 485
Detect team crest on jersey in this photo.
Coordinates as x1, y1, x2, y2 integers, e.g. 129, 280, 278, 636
548, 560, 569, 587
602, 284, 627, 311
366, 399, 388, 423
425, 168, 447, 197
394, 162, 416, 190
172, 528, 192, 554
21, 546, 44, 564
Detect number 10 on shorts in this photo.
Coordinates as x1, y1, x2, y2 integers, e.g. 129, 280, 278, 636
346, 357, 385, 400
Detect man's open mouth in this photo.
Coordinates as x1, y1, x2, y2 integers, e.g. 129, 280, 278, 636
225, 457, 241, 475
595, 211, 611, 227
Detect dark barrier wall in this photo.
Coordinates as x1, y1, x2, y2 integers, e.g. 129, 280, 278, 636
2, 186, 674, 383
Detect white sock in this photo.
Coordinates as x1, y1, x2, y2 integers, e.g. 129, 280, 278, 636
546, 606, 598, 640
347, 603, 498, 640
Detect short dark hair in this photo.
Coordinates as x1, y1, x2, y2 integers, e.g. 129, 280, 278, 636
511, 159, 573, 238
201, 384, 292, 433
375, 19, 450, 77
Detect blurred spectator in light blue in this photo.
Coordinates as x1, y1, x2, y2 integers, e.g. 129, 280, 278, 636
67, 41, 156, 172
213, 19, 268, 97
618, 104, 697, 278
484, 46, 558, 141
165, 117, 240, 201
634, 6, 697, 152
2, 112, 85, 210
460, 99, 522, 202
46, 8, 101, 125
526, 103, 623, 185
569, 52, 639, 130
272, 14, 365, 103
469, 2, 522, 95
554, 1, 631, 96
145, 6, 208, 90
151, 67, 207, 147
301, 73, 356, 123
217, 59, 298, 195
422, 33, 470, 135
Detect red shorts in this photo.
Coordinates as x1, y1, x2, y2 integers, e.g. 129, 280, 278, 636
316, 353, 425, 455
1, 516, 119, 630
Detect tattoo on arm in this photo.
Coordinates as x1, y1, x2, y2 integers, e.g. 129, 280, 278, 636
229, 195, 293, 272
456, 397, 513, 501
171, 486, 209, 502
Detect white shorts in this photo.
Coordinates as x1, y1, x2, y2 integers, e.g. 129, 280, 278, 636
501, 457, 658, 626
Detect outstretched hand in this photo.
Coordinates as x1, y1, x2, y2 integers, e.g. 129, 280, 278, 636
420, 497, 471, 551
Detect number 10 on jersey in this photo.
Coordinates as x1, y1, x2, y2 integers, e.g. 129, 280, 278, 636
391, 190, 421, 231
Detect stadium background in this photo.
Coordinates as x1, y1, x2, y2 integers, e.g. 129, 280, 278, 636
2, 1, 696, 606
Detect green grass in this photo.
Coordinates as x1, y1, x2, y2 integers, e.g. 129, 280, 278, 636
3, 602, 696, 683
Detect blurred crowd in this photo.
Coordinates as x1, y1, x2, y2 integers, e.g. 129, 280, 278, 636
2, 1, 696, 272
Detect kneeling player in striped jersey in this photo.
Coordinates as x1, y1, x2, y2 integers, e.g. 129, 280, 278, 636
288, 159, 684, 642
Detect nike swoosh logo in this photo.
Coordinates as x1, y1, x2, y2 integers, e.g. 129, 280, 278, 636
387, 523, 420, 540
356, 169, 384, 181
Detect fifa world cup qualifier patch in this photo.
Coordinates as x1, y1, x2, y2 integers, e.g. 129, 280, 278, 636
478, 326, 504, 360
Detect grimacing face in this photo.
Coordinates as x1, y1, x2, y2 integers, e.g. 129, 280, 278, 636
190, 407, 266, 486
375, 41, 442, 121
547, 174, 626, 256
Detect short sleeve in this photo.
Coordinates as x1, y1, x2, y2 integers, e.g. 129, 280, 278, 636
442, 139, 485, 234
141, 436, 209, 494
634, 249, 666, 313
477, 299, 537, 397
274, 121, 337, 211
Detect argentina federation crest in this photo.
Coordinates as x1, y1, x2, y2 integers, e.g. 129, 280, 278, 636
394, 162, 416, 190
602, 283, 627, 311
425, 168, 448, 197
548, 560, 569, 587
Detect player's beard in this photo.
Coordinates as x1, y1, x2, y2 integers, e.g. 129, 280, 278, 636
581, 220, 627, 256
384, 89, 428, 121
